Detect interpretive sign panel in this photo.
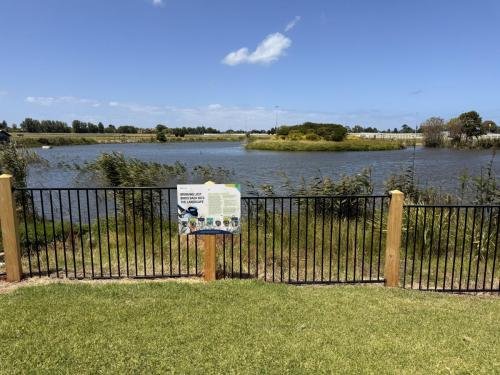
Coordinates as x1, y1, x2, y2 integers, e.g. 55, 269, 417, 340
177, 184, 241, 235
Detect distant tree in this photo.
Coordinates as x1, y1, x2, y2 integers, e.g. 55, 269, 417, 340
421, 117, 445, 147
0, 120, 7, 130
393, 127, 399, 133
447, 117, 464, 143
277, 126, 291, 136
98, 122, 105, 133
156, 124, 167, 133
20, 118, 41, 132
400, 124, 414, 133
72, 120, 88, 133
105, 124, 116, 133
117, 125, 138, 134
458, 111, 483, 139
87, 122, 99, 133
351, 125, 364, 133
481, 120, 497, 134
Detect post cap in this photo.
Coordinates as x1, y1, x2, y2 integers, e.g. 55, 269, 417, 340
389, 190, 404, 196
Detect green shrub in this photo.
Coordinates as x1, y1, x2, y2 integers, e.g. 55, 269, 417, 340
277, 122, 348, 142
305, 133, 321, 141
287, 130, 304, 141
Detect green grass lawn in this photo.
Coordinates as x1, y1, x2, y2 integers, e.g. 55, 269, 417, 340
0, 280, 498, 374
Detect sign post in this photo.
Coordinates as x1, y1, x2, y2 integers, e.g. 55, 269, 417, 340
203, 235, 217, 281
177, 181, 241, 281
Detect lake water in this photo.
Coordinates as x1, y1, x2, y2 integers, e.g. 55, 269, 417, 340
29, 142, 498, 194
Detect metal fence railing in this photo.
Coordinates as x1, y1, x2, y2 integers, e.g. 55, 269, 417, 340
11, 186, 499, 293
14, 187, 388, 284
402, 205, 499, 293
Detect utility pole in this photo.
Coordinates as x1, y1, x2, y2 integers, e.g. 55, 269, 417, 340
274, 105, 279, 129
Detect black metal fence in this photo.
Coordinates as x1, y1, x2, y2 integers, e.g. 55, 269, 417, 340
14, 186, 499, 292
14, 187, 388, 284
402, 204, 499, 293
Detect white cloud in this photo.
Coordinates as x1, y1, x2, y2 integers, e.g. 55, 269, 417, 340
152, 0, 163, 6
26, 96, 100, 107
222, 32, 292, 66
284, 16, 301, 32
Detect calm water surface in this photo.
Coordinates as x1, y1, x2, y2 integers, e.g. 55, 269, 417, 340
30, 142, 498, 194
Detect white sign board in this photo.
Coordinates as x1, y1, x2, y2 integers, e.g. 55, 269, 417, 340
177, 184, 241, 235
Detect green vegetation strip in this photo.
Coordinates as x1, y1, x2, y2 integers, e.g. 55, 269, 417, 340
0, 280, 498, 373
246, 138, 405, 151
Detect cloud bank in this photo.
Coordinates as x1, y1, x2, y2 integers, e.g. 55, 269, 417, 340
24, 94, 419, 130
26, 96, 100, 107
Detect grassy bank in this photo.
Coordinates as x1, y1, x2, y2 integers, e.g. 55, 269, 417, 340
0, 281, 498, 373
10, 132, 252, 147
12, 133, 155, 147
246, 138, 405, 151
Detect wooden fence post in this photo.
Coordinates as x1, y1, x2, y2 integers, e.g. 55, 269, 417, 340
384, 190, 404, 287
203, 235, 216, 281
0, 174, 23, 282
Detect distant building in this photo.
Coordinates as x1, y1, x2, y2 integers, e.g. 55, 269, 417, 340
0, 129, 11, 143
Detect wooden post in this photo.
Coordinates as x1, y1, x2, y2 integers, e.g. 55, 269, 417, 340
0, 174, 23, 282
203, 235, 216, 281
384, 190, 404, 287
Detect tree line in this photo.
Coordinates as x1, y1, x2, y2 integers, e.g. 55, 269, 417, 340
0, 112, 497, 141
420, 111, 498, 148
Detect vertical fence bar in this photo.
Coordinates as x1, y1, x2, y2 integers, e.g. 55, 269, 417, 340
39, 190, 50, 277
30, 190, 41, 276
86, 190, 94, 278
49, 191, 59, 278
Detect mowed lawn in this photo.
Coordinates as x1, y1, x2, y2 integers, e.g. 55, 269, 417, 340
0, 280, 499, 374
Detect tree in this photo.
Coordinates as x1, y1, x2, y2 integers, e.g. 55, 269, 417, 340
421, 117, 445, 147
98, 122, 105, 133
481, 120, 497, 134
400, 124, 414, 133
105, 124, 116, 133
156, 124, 167, 133
458, 111, 483, 140
0, 120, 7, 130
20, 118, 42, 132
117, 125, 138, 134
447, 117, 464, 143
72, 120, 88, 133
156, 130, 167, 142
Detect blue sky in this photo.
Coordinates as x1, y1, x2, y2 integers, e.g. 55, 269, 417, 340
1, 0, 499, 130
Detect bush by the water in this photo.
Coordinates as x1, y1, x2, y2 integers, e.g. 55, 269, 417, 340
277, 122, 348, 141
246, 138, 405, 152
79, 152, 233, 187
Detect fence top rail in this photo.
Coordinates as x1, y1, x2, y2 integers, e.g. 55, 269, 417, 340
404, 204, 500, 208
12, 186, 389, 199
241, 195, 389, 199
